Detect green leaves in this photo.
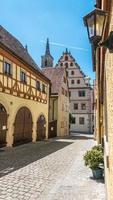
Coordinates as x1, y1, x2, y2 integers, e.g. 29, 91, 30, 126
84, 145, 104, 170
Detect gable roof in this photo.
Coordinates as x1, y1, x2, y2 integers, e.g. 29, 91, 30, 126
0, 25, 50, 83
57, 51, 87, 78
42, 67, 65, 94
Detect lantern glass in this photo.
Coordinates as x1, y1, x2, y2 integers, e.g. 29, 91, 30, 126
87, 14, 95, 38
96, 14, 105, 37
84, 9, 108, 45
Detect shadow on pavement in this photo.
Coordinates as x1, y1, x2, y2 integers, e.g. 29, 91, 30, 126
90, 176, 105, 184
0, 134, 94, 178
60, 135, 94, 140
0, 140, 72, 178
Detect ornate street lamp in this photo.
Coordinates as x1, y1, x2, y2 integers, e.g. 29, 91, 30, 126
83, 9, 108, 48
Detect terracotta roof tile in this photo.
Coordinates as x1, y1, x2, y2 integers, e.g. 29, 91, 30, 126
42, 67, 65, 94
0, 25, 44, 76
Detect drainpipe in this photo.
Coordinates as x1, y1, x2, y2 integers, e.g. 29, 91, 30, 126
96, 48, 101, 144
52, 98, 57, 121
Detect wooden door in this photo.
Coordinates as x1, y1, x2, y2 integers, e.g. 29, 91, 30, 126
14, 107, 32, 146
48, 120, 57, 138
0, 104, 7, 147
37, 115, 46, 140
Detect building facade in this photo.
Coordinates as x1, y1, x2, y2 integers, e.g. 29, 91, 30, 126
42, 61, 69, 137
41, 39, 69, 137
84, 0, 113, 199
96, 1, 113, 199
57, 50, 94, 134
0, 26, 50, 147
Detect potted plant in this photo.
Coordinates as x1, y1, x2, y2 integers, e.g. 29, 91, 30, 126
84, 145, 104, 179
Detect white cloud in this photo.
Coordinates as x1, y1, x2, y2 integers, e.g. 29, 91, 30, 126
40, 40, 89, 52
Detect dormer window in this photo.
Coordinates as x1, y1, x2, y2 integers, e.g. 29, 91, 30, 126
20, 71, 27, 84
65, 56, 68, 61
65, 63, 68, 68
70, 62, 73, 66
4, 62, 12, 76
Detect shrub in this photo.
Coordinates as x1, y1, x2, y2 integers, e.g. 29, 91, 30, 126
84, 145, 104, 170
92, 145, 103, 152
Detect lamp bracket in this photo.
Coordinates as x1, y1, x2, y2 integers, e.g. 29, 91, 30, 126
99, 31, 113, 52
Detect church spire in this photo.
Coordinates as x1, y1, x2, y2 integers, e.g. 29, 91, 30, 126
41, 38, 54, 68
45, 38, 50, 55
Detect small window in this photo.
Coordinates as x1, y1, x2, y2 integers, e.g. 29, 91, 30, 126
4, 62, 12, 76
77, 79, 80, 84
79, 117, 84, 125
69, 91, 71, 97
81, 103, 86, 110
78, 91, 85, 97
45, 59, 47, 67
42, 84, 46, 93
20, 71, 27, 83
71, 80, 74, 84
70, 62, 73, 66
65, 63, 68, 68
74, 103, 78, 110
71, 71, 74, 75
71, 117, 76, 124
36, 81, 41, 91
65, 56, 68, 61
60, 63, 63, 66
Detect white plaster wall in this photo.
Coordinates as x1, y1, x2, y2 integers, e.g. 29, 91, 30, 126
70, 114, 91, 133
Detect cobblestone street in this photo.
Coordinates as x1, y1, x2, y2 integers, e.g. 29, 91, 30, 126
0, 134, 105, 200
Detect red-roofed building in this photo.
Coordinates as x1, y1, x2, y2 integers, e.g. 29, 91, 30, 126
42, 67, 69, 137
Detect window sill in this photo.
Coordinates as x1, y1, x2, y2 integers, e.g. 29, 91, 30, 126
20, 81, 27, 85
4, 73, 12, 78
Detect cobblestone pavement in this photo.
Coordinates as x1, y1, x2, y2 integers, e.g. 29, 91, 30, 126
0, 134, 106, 200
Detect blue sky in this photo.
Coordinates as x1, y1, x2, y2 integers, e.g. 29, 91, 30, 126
0, 0, 95, 79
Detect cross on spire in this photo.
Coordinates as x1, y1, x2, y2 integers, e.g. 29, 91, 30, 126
45, 38, 50, 55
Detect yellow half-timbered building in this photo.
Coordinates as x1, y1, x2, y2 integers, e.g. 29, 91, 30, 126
0, 25, 50, 147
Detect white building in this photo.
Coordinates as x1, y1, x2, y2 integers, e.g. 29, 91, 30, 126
57, 49, 94, 134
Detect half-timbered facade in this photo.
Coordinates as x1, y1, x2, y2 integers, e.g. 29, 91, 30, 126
0, 25, 50, 147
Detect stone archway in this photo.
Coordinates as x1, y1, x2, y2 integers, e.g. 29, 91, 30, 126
0, 103, 8, 147
13, 107, 33, 146
37, 115, 46, 140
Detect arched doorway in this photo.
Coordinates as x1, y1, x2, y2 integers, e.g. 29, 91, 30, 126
0, 104, 8, 147
14, 107, 32, 146
37, 115, 46, 140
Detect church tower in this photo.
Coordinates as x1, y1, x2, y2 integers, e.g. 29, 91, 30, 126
41, 38, 54, 68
